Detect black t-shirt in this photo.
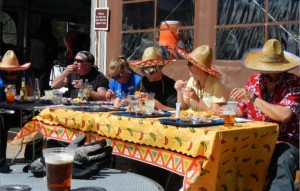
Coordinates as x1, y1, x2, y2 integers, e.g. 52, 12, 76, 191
136, 75, 177, 108
66, 67, 109, 99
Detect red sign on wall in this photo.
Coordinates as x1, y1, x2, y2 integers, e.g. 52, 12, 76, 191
95, 8, 109, 31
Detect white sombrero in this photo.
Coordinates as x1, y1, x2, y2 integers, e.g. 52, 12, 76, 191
0, 50, 31, 71
176, 45, 222, 78
242, 39, 300, 72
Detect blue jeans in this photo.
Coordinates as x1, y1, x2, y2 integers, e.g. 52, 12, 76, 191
268, 142, 299, 191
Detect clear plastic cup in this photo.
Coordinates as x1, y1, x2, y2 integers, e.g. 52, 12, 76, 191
43, 147, 75, 191
222, 104, 237, 127
52, 90, 63, 104
6, 86, 16, 104
44, 90, 53, 100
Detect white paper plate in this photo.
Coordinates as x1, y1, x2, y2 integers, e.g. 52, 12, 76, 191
235, 117, 254, 123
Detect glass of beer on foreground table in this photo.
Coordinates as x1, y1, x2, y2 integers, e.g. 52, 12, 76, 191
43, 147, 75, 191
222, 101, 238, 127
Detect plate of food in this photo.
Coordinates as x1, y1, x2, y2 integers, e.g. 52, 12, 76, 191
159, 117, 224, 127
72, 106, 111, 112
71, 105, 127, 112
112, 110, 172, 118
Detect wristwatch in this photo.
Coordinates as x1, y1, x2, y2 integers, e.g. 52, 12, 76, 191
250, 94, 258, 103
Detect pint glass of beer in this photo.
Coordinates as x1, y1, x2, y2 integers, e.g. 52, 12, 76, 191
43, 147, 75, 191
222, 104, 237, 127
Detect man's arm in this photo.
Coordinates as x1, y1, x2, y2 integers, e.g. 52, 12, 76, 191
51, 64, 77, 89
90, 87, 107, 101
253, 98, 293, 123
231, 88, 293, 123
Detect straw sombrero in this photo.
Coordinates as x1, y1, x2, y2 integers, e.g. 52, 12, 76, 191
176, 45, 222, 78
242, 39, 300, 72
130, 47, 173, 67
0, 50, 31, 71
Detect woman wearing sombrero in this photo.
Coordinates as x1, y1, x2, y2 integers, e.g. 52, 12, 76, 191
174, 45, 226, 114
230, 39, 300, 191
130, 46, 177, 111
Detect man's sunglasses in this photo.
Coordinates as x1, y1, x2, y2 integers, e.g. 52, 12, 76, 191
140, 66, 159, 76
74, 59, 86, 64
4, 71, 19, 76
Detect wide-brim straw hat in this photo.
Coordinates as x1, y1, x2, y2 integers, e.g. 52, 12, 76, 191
0, 50, 31, 71
242, 39, 300, 72
176, 45, 222, 78
130, 47, 173, 67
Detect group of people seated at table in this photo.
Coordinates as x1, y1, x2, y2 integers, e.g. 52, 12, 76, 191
0, 38, 299, 190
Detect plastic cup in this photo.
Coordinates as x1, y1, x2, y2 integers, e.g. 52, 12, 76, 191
43, 147, 75, 191
222, 104, 237, 127
227, 101, 238, 111
6, 88, 16, 104
52, 90, 63, 104
44, 90, 53, 100
144, 100, 155, 113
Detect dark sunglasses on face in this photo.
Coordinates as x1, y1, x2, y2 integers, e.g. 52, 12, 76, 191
110, 70, 123, 80
140, 66, 159, 76
4, 71, 19, 76
74, 59, 86, 64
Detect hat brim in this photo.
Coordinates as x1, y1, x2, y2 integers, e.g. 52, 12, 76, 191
242, 48, 300, 72
129, 58, 174, 68
176, 48, 222, 78
0, 62, 31, 71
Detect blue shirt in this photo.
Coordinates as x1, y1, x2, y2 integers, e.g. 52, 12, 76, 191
109, 72, 141, 97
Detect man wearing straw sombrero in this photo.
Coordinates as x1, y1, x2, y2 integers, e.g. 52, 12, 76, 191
0, 50, 36, 167
130, 46, 177, 111
174, 45, 226, 114
230, 39, 299, 191
0, 50, 33, 101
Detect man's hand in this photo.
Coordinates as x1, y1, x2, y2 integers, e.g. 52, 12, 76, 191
72, 80, 83, 89
230, 88, 252, 101
64, 64, 78, 75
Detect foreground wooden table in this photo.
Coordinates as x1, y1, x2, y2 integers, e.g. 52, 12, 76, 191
12, 108, 279, 191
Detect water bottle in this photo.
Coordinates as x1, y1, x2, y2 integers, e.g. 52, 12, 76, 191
33, 78, 41, 101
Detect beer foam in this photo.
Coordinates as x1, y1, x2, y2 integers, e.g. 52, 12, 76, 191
45, 154, 74, 164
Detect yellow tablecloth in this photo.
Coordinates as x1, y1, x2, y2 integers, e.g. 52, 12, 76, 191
12, 108, 279, 191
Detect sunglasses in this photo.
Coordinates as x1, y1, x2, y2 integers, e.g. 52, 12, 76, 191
110, 70, 123, 80
140, 66, 159, 76
74, 59, 86, 64
4, 71, 19, 76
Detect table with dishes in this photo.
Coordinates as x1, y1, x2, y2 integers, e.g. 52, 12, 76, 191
11, 101, 279, 191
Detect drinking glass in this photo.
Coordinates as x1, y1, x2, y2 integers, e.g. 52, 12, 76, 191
6, 86, 16, 104
84, 85, 92, 101
222, 104, 237, 127
43, 147, 75, 191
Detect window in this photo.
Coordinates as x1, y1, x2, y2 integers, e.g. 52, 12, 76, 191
0, 11, 17, 46
121, 0, 195, 60
216, 0, 299, 60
